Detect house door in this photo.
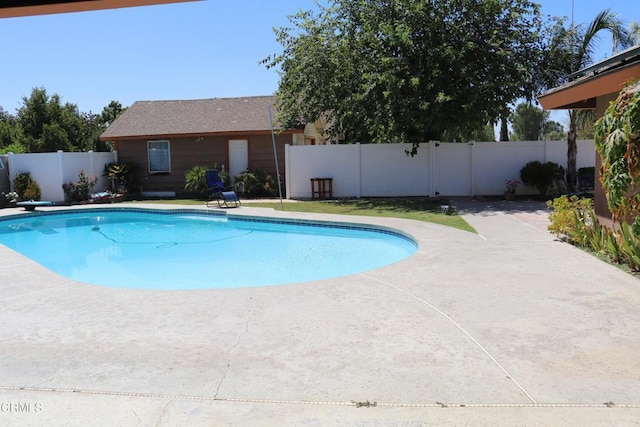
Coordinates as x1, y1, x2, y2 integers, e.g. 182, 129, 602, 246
228, 139, 248, 181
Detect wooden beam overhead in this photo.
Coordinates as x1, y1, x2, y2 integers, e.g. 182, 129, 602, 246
0, 0, 200, 18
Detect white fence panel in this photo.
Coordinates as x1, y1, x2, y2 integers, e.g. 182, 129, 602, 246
8, 151, 116, 202
472, 142, 544, 195
286, 140, 596, 198
435, 143, 471, 196
360, 143, 430, 196
540, 140, 594, 170
9, 152, 64, 201
60, 152, 114, 192
545, 141, 566, 166
286, 144, 361, 198
577, 140, 597, 169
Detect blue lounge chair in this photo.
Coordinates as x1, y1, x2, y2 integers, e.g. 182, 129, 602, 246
205, 169, 240, 208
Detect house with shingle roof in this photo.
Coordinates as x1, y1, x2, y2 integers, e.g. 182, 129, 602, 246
100, 95, 306, 196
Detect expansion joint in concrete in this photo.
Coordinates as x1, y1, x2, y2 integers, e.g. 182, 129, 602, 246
213, 295, 254, 398
358, 272, 538, 404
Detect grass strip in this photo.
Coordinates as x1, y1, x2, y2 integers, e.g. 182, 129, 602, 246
135, 197, 476, 233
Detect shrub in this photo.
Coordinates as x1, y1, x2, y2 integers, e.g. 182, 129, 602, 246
548, 195, 640, 271
62, 170, 99, 202
23, 181, 41, 201
571, 206, 610, 256
547, 195, 593, 241
520, 161, 565, 194
13, 172, 32, 199
234, 168, 279, 197
184, 165, 208, 196
184, 164, 230, 198
13, 172, 41, 201
618, 222, 640, 271
104, 162, 139, 193
218, 168, 231, 187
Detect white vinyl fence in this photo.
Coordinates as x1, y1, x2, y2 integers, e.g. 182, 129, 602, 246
0, 155, 9, 196
285, 140, 595, 198
7, 151, 117, 202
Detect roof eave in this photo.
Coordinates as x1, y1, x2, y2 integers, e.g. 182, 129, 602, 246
538, 59, 640, 110
99, 128, 303, 141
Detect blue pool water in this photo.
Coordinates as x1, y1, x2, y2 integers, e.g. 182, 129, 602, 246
0, 209, 417, 289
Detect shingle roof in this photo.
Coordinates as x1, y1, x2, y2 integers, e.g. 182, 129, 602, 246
100, 96, 282, 140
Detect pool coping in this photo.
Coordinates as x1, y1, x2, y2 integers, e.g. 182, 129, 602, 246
0, 205, 417, 244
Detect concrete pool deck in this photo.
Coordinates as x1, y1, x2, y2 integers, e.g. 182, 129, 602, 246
0, 199, 639, 426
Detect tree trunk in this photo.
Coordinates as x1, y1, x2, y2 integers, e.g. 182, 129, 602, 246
499, 116, 509, 141
566, 110, 577, 192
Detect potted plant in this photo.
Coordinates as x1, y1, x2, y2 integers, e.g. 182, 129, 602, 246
3, 191, 19, 207
504, 179, 521, 201
106, 163, 129, 194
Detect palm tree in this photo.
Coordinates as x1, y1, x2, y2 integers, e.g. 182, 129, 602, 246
630, 22, 640, 45
555, 9, 629, 190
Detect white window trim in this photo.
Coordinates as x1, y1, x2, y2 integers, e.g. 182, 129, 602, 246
147, 140, 171, 174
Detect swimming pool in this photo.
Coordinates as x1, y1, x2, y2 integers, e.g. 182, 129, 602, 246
0, 208, 417, 289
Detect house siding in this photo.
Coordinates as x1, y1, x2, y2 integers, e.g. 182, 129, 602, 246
248, 134, 288, 176
117, 133, 293, 195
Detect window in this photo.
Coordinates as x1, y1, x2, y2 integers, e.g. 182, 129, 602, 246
148, 140, 170, 173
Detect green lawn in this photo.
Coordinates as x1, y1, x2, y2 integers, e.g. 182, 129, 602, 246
135, 197, 476, 233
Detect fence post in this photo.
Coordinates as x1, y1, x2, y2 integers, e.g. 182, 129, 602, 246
356, 143, 362, 198
426, 143, 432, 196
430, 141, 440, 197
469, 142, 475, 197
7, 153, 14, 189
284, 144, 290, 199
57, 150, 65, 201
88, 150, 96, 179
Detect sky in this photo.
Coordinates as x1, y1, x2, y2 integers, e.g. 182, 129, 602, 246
0, 0, 638, 125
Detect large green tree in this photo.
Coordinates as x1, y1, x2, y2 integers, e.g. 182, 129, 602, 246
100, 101, 127, 127
0, 109, 24, 153
542, 120, 565, 141
265, 0, 550, 152
96, 101, 128, 151
510, 103, 547, 140
13, 88, 123, 152
509, 102, 566, 141
546, 9, 629, 190
17, 87, 77, 152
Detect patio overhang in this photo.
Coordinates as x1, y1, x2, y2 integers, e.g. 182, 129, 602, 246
0, 0, 200, 18
537, 45, 640, 225
538, 61, 640, 110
